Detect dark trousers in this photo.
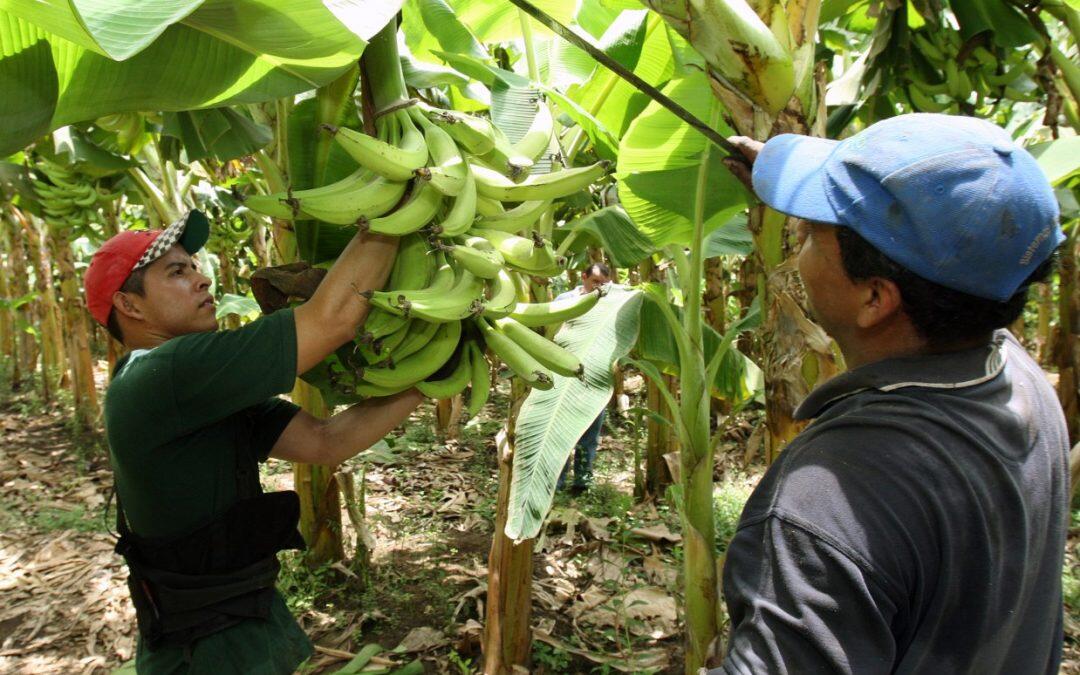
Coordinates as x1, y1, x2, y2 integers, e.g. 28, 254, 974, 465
557, 410, 606, 490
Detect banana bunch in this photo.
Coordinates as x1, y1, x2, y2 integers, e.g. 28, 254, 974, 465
271, 97, 610, 411
299, 229, 605, 413
903, 29, 1039, 113
31, 158, 115, 236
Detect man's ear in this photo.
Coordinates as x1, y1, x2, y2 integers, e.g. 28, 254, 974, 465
112, 291, 144, 321
855, 276, 903, 329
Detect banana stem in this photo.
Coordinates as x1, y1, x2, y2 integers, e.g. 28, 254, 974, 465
275, 98, 291, 184
518, 9, 541, 82
678, 99, 721, 674
555, 229, 580, 256
362, 19, 411, 113
127, 166, 177, 222
254, 149, 288, 194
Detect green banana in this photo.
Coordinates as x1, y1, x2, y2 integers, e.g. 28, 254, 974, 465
494, 316, 583, 378
361, 320, 462, 388
245, 168, 374, 219
465, 342, 490, 417
324, 111, 427, 182
387, 232, 435, 292
470, 228, 559, 275
431, 166, 477, 237
294, 176, 409, 225
508, 288, 601, 327
471, 161, 609, 202
445, 239, 504, 279
358, 318, 411, 365
359, 180, 443, 235
913, 32, 947, 64
387, 318, 440, 362
479, 268, 520, 319
416, 342, 473, 399
511, 98, 554, 162
355, 380, 414, 398
907, 85, 952, 113
475, 195, 506, 217
398, 270, 487, 323
367, 260, 457, 317
473, 199, 550, 234
417, 104, 496, 155
360, 308, 410, 341
414, 115, 468, 197
477, 126, 533, 181
944, 59, 963, 99
475, 317, 553, 390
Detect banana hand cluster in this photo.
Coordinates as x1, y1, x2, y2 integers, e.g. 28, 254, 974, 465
903, 29, 1039, 113
31, 158, 115, 236
280, 97, 610, 411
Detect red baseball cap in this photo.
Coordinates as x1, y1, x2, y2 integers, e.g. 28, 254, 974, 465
84, 210, 210, 326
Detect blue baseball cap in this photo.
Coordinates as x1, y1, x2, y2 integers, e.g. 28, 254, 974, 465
751, 113, 1063, 301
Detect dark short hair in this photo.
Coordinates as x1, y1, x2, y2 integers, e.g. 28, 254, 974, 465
833, 225, 1054, 348
105, 266, 148, 343
583, 262, 611, 278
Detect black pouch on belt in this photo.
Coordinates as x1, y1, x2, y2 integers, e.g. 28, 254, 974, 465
115, 490, 306, 651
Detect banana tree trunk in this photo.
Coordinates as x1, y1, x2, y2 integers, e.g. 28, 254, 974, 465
644, 373, 677, 499
2, 214, 29, 390
1054, 229, 1079, 445
293, 380, 345, 563
0, 246, 14, 385
51, 233, 99, 429
217, 251, 242, 330
483, 377, 533, 674
28, 214, 66, 395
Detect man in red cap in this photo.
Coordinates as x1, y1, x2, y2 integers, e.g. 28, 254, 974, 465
85, 210, 422, 674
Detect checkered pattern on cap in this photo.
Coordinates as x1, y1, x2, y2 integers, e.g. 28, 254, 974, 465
134, 215, 188, 269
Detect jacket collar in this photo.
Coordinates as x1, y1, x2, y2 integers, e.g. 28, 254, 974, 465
794, 331, 1008, 420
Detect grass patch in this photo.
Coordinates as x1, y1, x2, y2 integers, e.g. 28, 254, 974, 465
31, 504, 107, 533
714, 481, 752, 554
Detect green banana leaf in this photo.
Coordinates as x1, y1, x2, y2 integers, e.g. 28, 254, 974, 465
950, 0, 1041, 48
635, 292, 762, 404
215, 292, 261, 323
440, 0, 577, 44
702, 214, 753, 259
506, 285, 643, 541
0, 1, 402, 156
161, 108, 272, 162
556, 205, 656, 268
403, 0, 488, 62
616, 71, 749, 247
1028, 136, 1080, 186
51, 126, 135, 174
567, 10, 673, 141
287, 69, 364, 264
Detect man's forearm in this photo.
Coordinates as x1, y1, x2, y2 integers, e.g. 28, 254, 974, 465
308, 231, 398, 339
319, 388, 424, 465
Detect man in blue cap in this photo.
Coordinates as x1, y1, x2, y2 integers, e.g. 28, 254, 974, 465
712, 113, 1068, 673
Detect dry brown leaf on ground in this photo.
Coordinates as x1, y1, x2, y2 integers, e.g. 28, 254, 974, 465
395, 626, 447, 653
621, 587, 678, 638
630, 523, 682, 544
533, 629, 670, 673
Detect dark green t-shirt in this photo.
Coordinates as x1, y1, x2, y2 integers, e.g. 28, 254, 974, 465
105, 309, 311, 675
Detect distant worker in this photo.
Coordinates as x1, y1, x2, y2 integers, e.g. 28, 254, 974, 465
84, 214, 422, 674
556, 262, 611, 495
712, 114, 1067, 673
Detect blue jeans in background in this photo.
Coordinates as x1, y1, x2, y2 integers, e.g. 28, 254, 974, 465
557, 410, 606, 490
